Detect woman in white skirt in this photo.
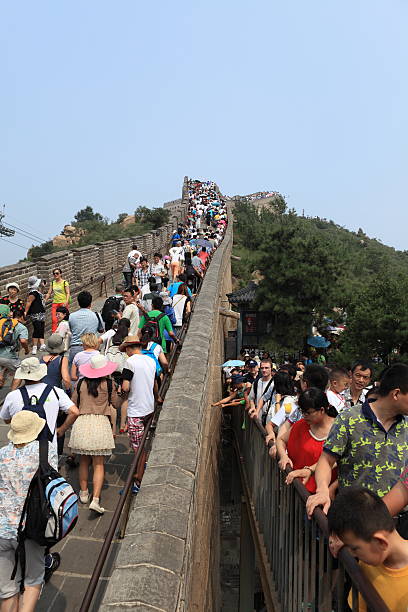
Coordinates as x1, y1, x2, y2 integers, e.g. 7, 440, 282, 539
69, 354, 118, 514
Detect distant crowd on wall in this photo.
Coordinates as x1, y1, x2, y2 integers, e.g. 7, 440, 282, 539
0, 179, 227, 610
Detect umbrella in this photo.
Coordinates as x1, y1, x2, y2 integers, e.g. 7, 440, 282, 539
307, 335, 331, 349
221, 359, 246, 367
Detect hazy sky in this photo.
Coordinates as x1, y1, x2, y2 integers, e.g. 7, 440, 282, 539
1, 1, 407, 265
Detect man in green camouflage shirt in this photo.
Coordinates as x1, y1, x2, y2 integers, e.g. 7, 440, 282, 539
306, 363, 408, 518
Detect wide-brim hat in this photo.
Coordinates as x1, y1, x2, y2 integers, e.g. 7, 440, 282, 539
79, 354, 118, 378
8, 411, 46, 444
27, 276, 42, 289
119, 335, 146, 352
15, 357, 47, 381
45, 333, 65, 354
6, 282, 20, 291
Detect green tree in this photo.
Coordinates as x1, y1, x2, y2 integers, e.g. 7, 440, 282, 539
74, 206, 104, 223
27, 240, 55, 260
338, 275, 408, 362
134, 206, 170, 229
116, 212, 128, 223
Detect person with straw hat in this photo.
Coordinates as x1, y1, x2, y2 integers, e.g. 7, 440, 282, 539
0, 357, 79, 456
0, 412, 58, 609
69, 354, 119, 514
119, 335, 157, 494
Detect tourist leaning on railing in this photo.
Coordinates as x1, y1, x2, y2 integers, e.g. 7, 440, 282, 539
328, 487, 408, 612
306, 363, 408, 538
278, 388, 338, 494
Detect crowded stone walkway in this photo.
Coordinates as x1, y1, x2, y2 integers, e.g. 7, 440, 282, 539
0, 179, 228, 611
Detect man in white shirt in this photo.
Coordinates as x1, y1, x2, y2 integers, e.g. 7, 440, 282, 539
123, 244, 142, 288
248, 360, 274, 422
119, 288, 142, 335
0, 357, 79, 453
120, 337, 157, 493
169, 242, 185, 281
150, 253, 166, 290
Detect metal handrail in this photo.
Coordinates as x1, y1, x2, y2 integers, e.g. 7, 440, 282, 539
237, 411, 390, 612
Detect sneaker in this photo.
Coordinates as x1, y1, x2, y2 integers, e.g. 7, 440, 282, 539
119, 483, 140, 495
44, 552, 60, 583
39, 344, 47, 351
31, 346, 37, 355
79, 490, 89, 504
89, 498, 105, 514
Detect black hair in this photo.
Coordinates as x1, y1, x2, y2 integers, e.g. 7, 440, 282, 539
329, 367, 349, 382
85, 377, 105, 398
377, 363, 408, 397
351, 360, 373, 376
153, 252, 162, 258
78, 291, 92, 308
327, 487, 394, 540
112, 317, 130, 345
52, 267, 62, 274
178, 273, 187, 282
303, 365, 329, 391
151, 296, 164, 311
273, 371, 295, 396
298, 388, 338, 417
13, 307, 25, 318
56, 305, 70, 321
123, 287, 136, 296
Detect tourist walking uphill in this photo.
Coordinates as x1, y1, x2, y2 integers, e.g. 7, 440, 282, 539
0, 176, 228, 610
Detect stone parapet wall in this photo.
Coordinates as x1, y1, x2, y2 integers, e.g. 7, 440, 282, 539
0, 181, 189, 317
100, 206, 234, 612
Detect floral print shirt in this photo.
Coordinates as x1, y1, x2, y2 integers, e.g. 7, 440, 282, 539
0, 441, 57, 539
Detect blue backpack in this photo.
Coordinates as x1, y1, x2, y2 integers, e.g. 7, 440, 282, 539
142, 342, 162, 375
12, 440, 78, 592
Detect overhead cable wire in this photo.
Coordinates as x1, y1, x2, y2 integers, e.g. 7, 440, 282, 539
0, 236, 30, 250
4, 222, 48, 243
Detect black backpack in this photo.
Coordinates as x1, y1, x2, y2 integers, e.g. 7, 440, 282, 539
11, 441, 78, 593
101, 296, 122, 325
20, 385, 56, 442
141, 312, 165, 344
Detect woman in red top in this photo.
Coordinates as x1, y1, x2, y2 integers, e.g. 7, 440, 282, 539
198, 247, 209, 268
276, 388, 338, 493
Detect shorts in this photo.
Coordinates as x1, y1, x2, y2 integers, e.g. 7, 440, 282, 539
127, 414, 152, 452
0, 537, 45, 599
31, 319, 45, 339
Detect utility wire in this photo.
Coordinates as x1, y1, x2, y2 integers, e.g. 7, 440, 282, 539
0, 236, 30, 250
4, 222, 48, 243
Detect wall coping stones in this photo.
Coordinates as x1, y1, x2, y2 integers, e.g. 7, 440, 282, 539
101, 206, 233, 611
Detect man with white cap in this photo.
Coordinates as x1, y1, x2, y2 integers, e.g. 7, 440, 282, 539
0, 411, 57, 610
0, 357, 79, 454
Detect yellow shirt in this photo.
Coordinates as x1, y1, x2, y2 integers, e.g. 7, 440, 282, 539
351, 561, 408, 612
52, 279, 69, 303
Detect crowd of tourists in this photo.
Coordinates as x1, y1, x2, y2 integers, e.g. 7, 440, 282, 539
218, 354, 408, 610
0, 179, 227, 610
